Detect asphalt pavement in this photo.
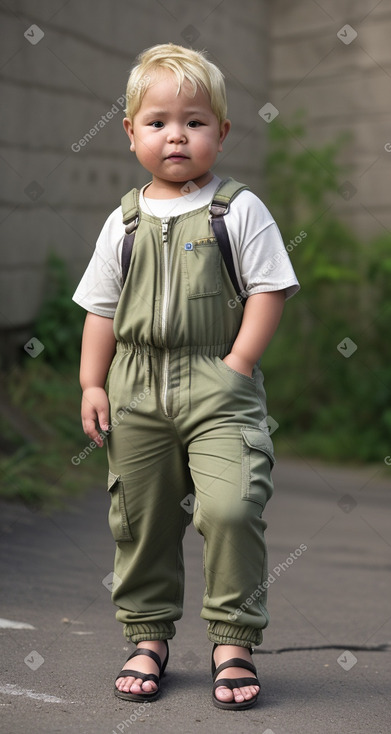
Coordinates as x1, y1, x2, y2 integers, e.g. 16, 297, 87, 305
1, 455, 390, 734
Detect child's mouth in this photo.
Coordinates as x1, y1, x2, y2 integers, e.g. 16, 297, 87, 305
166, 154, 189, 160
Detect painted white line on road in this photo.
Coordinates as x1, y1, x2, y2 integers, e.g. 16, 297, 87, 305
0, 618, 35, 630
71, 631, 93, 635
0, 684, 65, 703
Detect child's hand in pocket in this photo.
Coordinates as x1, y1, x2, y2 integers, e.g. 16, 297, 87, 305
222, 353, 253, 378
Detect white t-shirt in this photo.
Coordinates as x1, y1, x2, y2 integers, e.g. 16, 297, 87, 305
72, 175, 300, 317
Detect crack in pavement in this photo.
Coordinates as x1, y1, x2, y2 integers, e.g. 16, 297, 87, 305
256, 643, 390, 654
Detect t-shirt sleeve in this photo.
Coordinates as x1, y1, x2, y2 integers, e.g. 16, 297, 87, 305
225, 190, 300, 300
72, 206, 124, 317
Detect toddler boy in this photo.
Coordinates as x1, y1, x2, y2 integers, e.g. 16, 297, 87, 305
73, 42, 299, 710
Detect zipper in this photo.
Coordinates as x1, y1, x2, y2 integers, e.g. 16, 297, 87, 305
161, 217, 170, 416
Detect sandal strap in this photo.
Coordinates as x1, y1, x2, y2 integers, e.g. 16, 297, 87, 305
126, 647, 163, 671
213, 676, 260, 692
213, 657, 257, 681
115, 669, 159, 685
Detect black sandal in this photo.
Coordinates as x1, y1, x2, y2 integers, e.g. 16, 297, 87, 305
114, 640, 169, 702
211, 643, 260, 710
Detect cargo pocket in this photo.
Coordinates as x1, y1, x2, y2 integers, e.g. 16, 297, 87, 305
183, 238, 222, 298
241, 427, 275, 509
107, 470, 133, 541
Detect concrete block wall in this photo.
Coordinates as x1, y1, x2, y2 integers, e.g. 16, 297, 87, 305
269, 0, 391, 240
0, 0, 269, 343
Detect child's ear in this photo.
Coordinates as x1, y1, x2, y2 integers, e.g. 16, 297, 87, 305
218, 119, 231, 151
123, 118, 135, 151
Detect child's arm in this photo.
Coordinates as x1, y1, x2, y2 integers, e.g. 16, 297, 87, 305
223, 291, 285, 377
79, 312, 117, 447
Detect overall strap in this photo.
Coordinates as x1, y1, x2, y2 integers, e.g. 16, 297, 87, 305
121, 188, 140, 286
209, 178, 249, 305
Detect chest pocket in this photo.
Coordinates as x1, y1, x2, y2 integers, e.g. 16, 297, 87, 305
183, 238, 222, 298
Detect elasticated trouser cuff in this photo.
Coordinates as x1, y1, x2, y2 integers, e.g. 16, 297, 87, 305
123, 621, 176, 643
123, 621, 262, 648
207, 621, 263, 648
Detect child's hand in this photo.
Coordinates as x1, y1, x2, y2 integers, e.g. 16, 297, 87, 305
81, 387, 110, 447
222, 352, 253, 378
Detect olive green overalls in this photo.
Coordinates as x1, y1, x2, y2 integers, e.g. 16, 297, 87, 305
106, 178, 275, 648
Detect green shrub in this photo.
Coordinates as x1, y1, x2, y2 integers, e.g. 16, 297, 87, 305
0, 256, 103, 509
34, 252, 85, 367
0, 360, 106, 509
262, 113, 391, 463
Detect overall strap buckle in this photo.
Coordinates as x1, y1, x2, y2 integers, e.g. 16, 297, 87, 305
121, 213, 139, 286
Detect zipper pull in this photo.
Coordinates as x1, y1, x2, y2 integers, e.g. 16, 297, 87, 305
162, 217, 169, 242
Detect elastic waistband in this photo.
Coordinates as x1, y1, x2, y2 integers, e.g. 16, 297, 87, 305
116, 342, 234, 359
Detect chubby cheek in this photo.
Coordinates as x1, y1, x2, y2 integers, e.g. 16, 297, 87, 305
194, 138, 220, 161
136, 138, 161, 164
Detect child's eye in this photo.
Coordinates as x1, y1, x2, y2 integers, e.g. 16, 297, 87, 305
188, 120, 203, 128
150, 121, 164, 128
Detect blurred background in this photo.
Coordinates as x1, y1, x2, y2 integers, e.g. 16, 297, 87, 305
1, 0, 391, 507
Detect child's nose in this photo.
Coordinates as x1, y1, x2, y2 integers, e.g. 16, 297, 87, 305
167, 125, 186, 144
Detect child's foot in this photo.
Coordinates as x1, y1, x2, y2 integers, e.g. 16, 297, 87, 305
213, 644, 260, 705
115, 640, 168, 695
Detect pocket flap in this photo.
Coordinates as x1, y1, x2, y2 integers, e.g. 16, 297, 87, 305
107, 471, 120, 492
241, 427, 275, 467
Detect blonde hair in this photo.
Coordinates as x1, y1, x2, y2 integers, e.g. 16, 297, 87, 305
125, 43, 227, 125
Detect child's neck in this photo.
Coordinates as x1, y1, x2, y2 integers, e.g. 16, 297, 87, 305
144, 171, 214, 199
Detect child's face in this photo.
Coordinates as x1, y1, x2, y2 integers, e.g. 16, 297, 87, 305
123, 72, 230, 193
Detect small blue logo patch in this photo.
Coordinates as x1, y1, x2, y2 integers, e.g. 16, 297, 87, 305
184, 242, 193, 250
